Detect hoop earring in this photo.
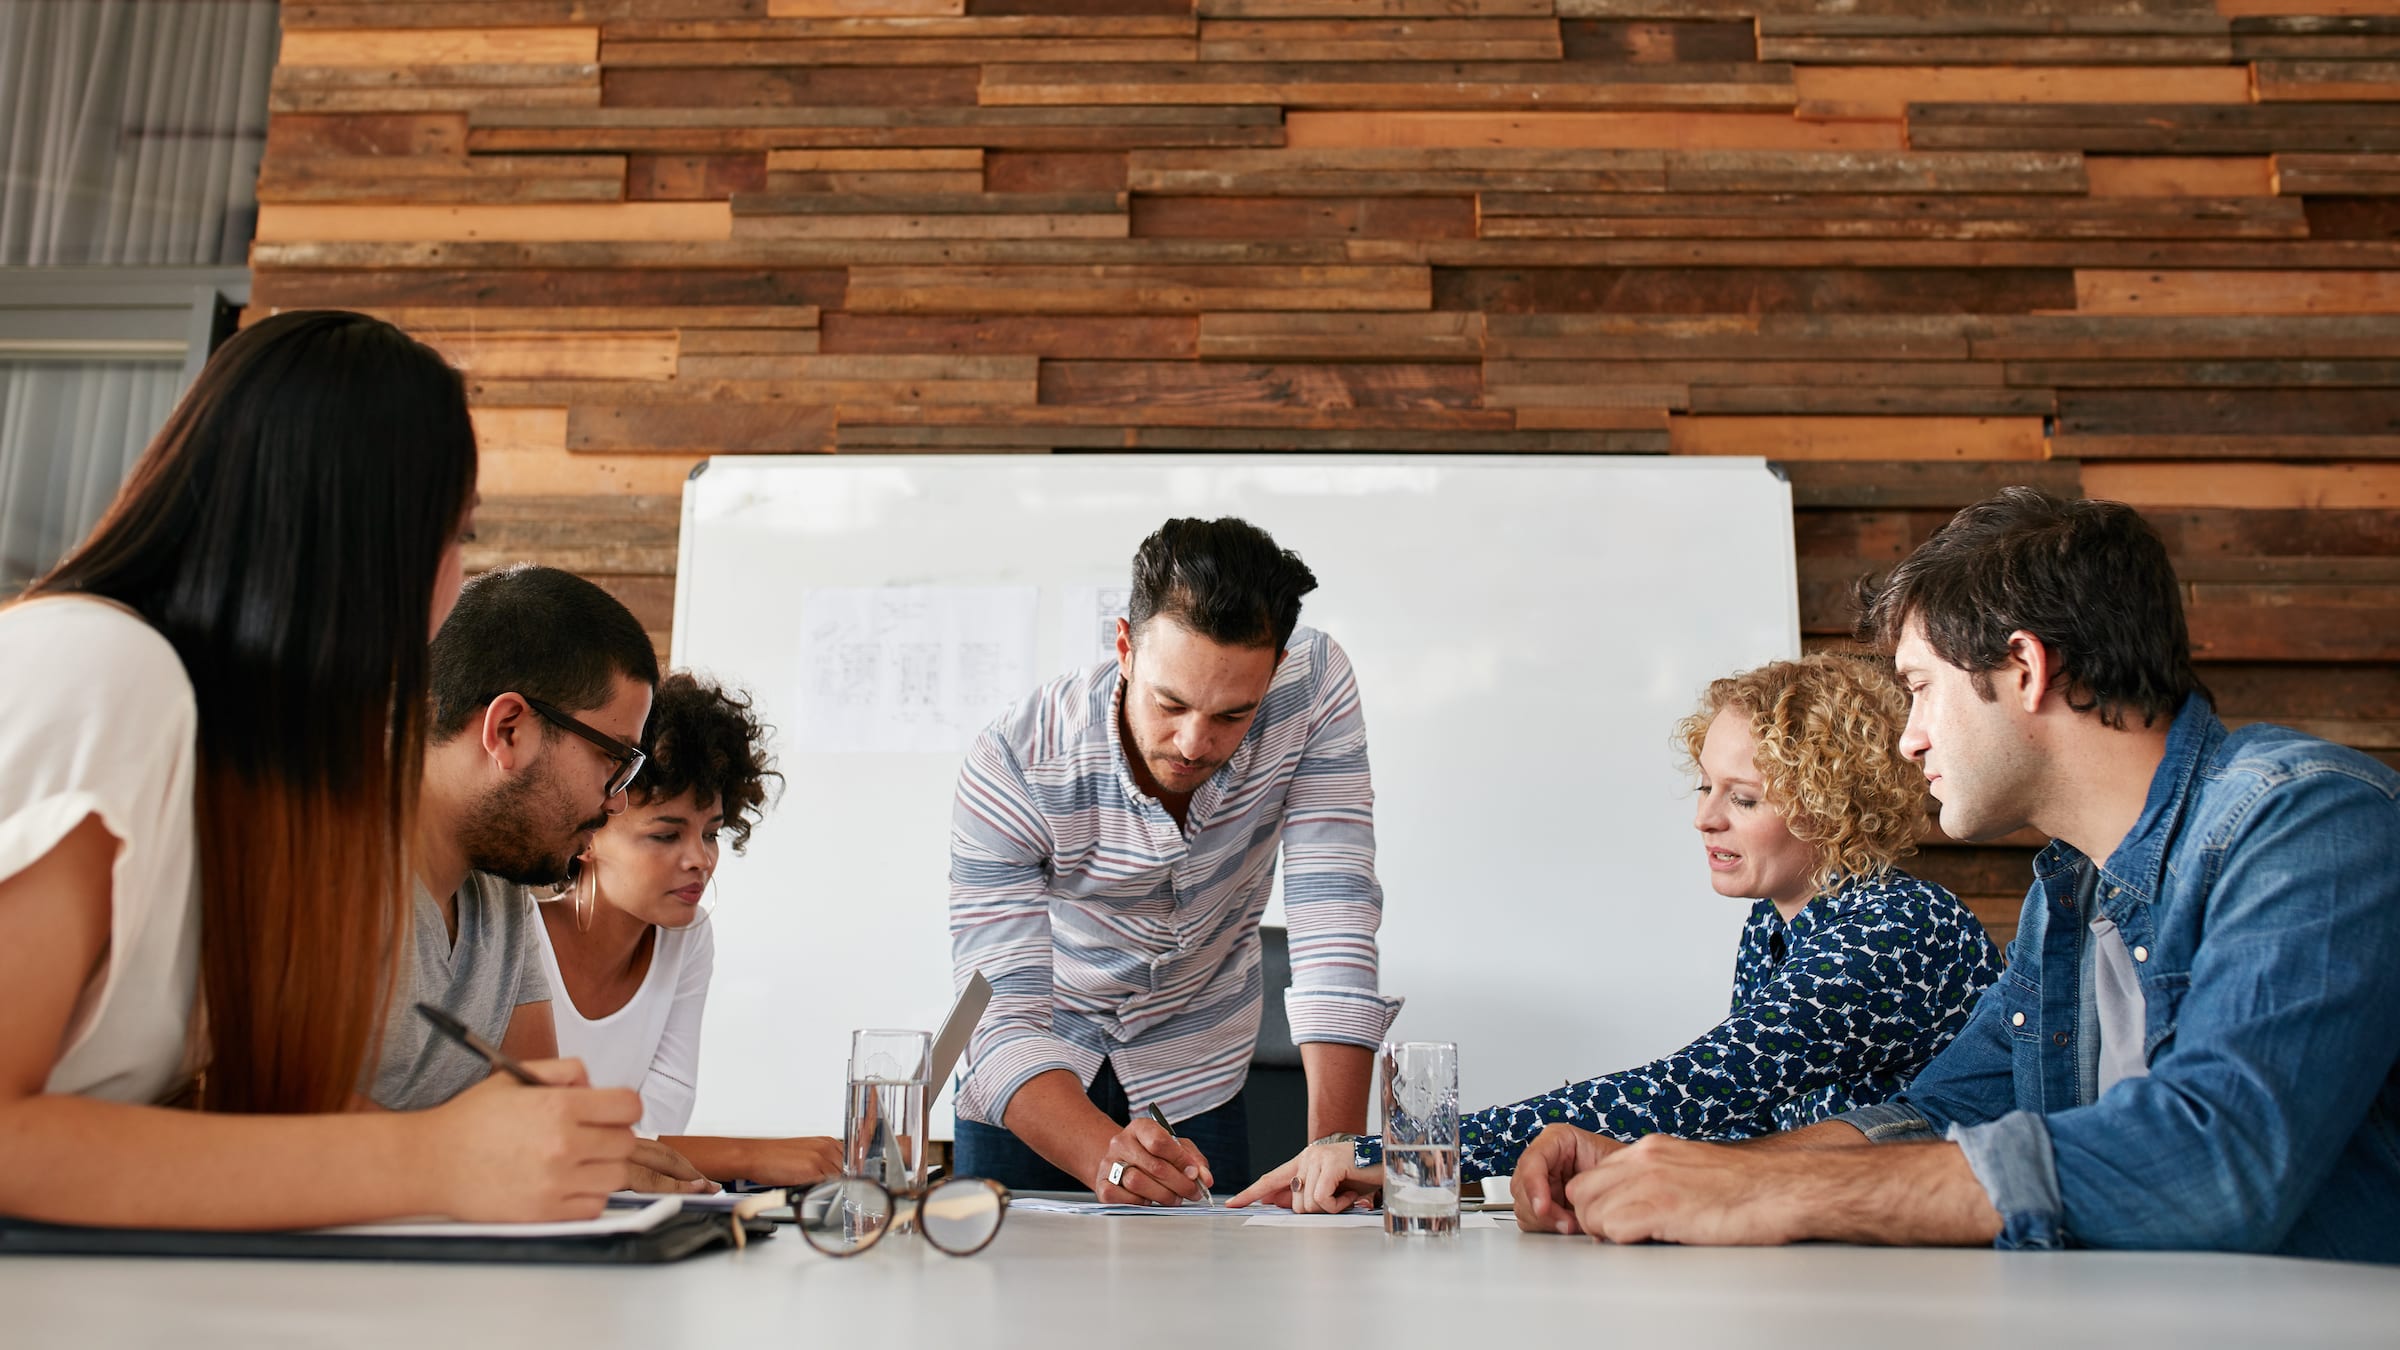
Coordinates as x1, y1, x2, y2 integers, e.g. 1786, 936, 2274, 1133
695, 871, 721, 923
575, 856, 598, 933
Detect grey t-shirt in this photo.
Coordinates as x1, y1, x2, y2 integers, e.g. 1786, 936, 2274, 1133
369, 871, 552, 1111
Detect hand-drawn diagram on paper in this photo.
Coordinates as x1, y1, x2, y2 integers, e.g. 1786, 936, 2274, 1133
1059, 584, 1133, 676
795, 587, 1039, 753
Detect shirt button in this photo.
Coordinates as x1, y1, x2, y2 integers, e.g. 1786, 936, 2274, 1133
2011, 1012, 2026, 1028
2053, 1032, 2071, 1047
2106, 886, 2120, 899
2133, 946, 2149, 963
2061, 894, 2076, 911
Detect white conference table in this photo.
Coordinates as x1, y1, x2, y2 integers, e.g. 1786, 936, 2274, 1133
8, 1208, 2395, 1350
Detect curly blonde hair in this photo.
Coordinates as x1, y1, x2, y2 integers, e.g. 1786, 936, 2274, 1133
1674, 653, 1925, 895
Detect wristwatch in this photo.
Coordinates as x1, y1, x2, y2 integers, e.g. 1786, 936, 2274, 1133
1309, 1131, 1365, 1167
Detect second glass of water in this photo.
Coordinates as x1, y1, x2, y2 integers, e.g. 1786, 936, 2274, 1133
845, 1028, 930, 1241
1380, 1040, 1460, 1236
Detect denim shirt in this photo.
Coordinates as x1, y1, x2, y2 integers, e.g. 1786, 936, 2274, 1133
1839, 696, 2400, 1262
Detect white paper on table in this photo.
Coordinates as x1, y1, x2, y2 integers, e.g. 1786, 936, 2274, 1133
1243, 1212, 1499, 1230
1058, 584, 1131, 677
793, 586, 1039, 754
1011, 1197, 1259, 1218
313, 1196, 683, 1239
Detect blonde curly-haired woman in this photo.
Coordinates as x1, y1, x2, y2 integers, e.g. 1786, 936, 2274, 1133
1231, 652, 2002, 1213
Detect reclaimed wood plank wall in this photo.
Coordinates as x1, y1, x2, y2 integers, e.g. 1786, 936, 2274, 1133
252, 0, 2400, 944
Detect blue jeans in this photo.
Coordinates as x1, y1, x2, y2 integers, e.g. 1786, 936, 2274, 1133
953, 1060, 1256, 1196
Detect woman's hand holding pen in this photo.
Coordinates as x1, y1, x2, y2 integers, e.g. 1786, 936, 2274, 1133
414, 1058, 643, 1222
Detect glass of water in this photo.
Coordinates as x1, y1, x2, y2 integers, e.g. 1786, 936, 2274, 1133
1380, 1040, 1460, 1237
844, 1028, 931, 1241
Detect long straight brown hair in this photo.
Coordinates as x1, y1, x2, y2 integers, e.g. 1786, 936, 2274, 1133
29, 310, 477, 1113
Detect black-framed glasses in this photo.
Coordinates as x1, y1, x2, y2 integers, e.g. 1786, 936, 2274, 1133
795, 1176, 1011, 1258
522, 696, 646, 798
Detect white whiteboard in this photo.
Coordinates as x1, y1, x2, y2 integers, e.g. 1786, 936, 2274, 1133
672, 455, 1798, 1139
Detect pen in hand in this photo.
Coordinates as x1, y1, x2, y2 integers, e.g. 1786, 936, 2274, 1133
415, 1002, 543, 1085
1145, 1102, 1210, 1207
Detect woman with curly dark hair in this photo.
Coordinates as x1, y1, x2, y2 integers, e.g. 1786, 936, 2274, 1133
534, 672, 839, 1186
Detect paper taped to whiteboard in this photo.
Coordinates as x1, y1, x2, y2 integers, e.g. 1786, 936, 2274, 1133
794, 586, 1038, 754
1059, 584, 1131, 676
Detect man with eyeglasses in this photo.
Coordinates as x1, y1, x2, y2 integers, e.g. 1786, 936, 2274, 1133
366, 564, 662, 1117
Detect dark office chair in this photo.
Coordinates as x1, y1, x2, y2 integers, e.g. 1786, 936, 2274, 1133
1246, 925, 1310, 1170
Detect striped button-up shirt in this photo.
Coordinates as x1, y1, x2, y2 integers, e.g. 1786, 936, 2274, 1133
949, 627, 1401, 1126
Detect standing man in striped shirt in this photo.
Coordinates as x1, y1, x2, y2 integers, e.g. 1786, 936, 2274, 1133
949, 517, 1400, 1204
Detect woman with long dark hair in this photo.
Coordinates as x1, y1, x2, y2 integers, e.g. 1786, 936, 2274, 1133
0, 310, 643, 1228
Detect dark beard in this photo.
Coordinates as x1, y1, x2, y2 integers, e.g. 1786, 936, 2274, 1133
457, 771, 603, 888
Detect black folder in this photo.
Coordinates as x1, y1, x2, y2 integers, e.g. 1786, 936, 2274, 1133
0, 1209, 772, 1264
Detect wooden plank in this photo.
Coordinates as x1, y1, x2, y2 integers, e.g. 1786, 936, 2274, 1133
1907, 103, 2400, 154
1690, 387, 2056, 416
250, 266, 846, 310
773, 0, 965, 13
1780, 460, 2083, 508
1198, 312, 1485, 362
1040, 360, 1480, 409
2014, 360, 2400, 387
2275, 154, 2400, 194
764, 170, 987, 194
1672, 416, 2050, 461
2230, 15, 2400, 58
2081, 463, 2400, 508
469, 407, 711, 496
271, 63, 603, 92
1131, 196, 1477, 239
271, 84, 603, 114
280, 26, 600, 66
2305, 196, 2400, 238
1129, 147, 1668, 193
611, 14, 1195, 37
2187, 596, 2400, 661
264, 112, 467, 159
2085, 155, 2275, 196
1199, 0, 1555, 15
2201, 660, 2400, 722
1973, 314, 2400, 359
1196, 18, 1565, 62
986, 151, 1128, 193
2255, 59, 2400, 100
253, 203, 732, 243
567, 401, 837, 453
602, 38, 1199, 65
844, 264, 1431, 312
1768, 35, 2232, 63
419, 330, 678, 381
732, 192, 1123, 215
767, 149, 985, 171
676, 329, 823, 354
254, 238, 1355, 267
1478, 195, 2302, 240
2058, 389, 2400, 435
338, 305, 820, 331
1487, 383, 1690, 412
1437, 267, 2077, 314
626, 153, 768, 200
602, 66, 982, 108
1792, 66, 2250, 119
467, 494, 682, 577
1490, 359, 2006, 387
285, 1, 772, 23
1284, 109, 1902, 151
1661, 150, 2087, 194
2077, 269, 2400, 314
257, 155, 628, 204
1560, 18, 1757, 63
731, 211, 1128, 240
1486, 313, 1981, 360
979, 60, 1796, 110
468, 104, 1287, 152
818, 314, 1198, 358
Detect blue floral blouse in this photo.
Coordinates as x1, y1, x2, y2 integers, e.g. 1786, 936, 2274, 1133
1355, 867, 2003, 1181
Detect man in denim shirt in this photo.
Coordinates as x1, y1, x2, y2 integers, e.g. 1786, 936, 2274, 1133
1512, 489, 2400, 1262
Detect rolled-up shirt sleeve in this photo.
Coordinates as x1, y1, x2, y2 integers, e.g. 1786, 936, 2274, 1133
1277, 638, 1403, 1048
949, 729, 1074, 1126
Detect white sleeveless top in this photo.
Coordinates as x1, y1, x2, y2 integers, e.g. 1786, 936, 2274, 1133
531, 907, 714, 1136
0, 597, 201, 1103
